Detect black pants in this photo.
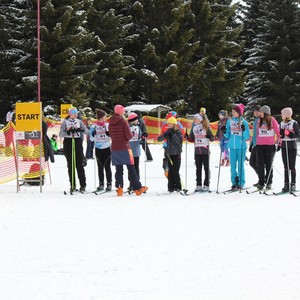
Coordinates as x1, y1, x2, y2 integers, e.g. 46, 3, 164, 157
249, 146, 259, 175
141, 140, 153, 161
63, 138, 86, 188
167, 154, 181, 191
95, 147, 112, 185
86, 140, 94, 159
115, 164, 142, 190
282, 148, 297, 184
256, 145, 276, 186
195, 154, 209, 186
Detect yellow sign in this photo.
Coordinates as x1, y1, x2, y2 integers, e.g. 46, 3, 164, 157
61, 104, 72, 119
16, 102, 42, 131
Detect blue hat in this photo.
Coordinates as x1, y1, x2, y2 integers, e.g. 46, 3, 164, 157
69, 107, 78, 115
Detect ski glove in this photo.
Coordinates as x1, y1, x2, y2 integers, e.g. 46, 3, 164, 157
288, 132, 295, 139
280, 129, 285, 138
249, 145, 253, 153
241, 124, 245, 131
143, 132, 148, 138
276, 145, 281, 152
91, 129, 96, 137
105, 130, 110, 137
184, 133, 189, 139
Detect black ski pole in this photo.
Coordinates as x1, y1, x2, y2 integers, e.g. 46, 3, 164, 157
183, 128, 188, 194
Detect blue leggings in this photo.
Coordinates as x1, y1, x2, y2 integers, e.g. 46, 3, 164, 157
230, 148, 246, 186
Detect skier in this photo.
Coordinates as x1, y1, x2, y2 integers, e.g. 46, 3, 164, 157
160, 111, 184, 177
279, 107, 299, 192
127, 112, 142, 191
223, 104, 250, 189
215, 110, 229, 166
249, 105, 261, 185
158, 116, 183, 192
85, 117, 95, 159
255, 105, 281, 190
109, 105, 148, 196
134, 110, 153, 161
90, 109, 112, 192
186, 113, 214, 192
59, 107, 89, 192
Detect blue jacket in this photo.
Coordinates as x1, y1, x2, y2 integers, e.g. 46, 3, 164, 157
129, 124, 142, 157
224, 117, 250, 149
250, 117, 259, 147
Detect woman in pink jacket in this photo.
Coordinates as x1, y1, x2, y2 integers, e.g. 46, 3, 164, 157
255, 105, 281, 190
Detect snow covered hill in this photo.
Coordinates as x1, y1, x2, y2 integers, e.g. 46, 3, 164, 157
0, 143, 300, 300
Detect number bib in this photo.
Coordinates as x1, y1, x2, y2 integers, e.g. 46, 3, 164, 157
130, 126, 139, 142
258, 124, 274, 137
95, 126, 108, 143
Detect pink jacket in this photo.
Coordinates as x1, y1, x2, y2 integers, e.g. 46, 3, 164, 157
256, 116, 281, 146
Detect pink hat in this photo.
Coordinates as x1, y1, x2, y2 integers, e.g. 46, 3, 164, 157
281, 107, 293, 118
128, 112, 138, 122
114, 104, 125, 115
233, 103, 244, 116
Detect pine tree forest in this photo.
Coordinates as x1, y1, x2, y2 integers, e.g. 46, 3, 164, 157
0, 0, 300, 121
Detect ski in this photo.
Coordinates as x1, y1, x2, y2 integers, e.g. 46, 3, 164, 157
291, 191, 300, 197
222, 187, 251, 195
273, 191, 289, 196
94, 190, 111, 195
64, 189, 79, 195
180, 189, 189, 196
246, 188, 261, 194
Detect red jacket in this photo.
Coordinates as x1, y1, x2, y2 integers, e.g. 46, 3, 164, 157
109, 113, 132, 151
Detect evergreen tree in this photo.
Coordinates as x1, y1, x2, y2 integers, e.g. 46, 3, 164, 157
86, 0, 132, 109
123, 0, 199, 105
0, 0, 37, 112
188, 0, 245, 115
40, 0, 99, 108
244, 0, 300, 116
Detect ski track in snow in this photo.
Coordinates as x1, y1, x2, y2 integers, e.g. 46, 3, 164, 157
1, 143, 300, 300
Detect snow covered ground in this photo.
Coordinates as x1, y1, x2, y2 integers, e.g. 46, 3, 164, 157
1, 142, 300, 300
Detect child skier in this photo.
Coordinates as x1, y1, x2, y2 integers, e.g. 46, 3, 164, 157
186, 113, 214, 192
160, 111, 184, 177
85, 117, 95, 159
279, 107, 299, 192
90, 109, 112, 192
109, 105, 148, 196
255, 105, 281, 190
223, 104, 250, 189
158, 116, 183, 192
216, 110, 229, 166
127, 113, 142, 191
59, 107, 89, 192
249, 105, 261, 184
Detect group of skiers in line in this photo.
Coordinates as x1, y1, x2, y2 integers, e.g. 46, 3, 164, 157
59, 103, 299, 195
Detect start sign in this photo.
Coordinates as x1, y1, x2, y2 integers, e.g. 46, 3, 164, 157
16, 102, 42, 132
61, 104, 72, 119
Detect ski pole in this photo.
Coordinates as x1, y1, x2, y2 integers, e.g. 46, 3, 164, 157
285, 139, 290, 187
263, 148, 277, 194
183, 128, 188, 193
216, 143, 223, 193
71, 137, 76, 191
144, 137, 147, 186
94, 147, 97, 192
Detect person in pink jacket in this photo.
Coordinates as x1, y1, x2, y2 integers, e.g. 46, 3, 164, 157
255, 105, 281, 190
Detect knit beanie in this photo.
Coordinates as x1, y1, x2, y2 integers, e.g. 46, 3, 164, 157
166, 111, 177, 119
167, 116, 177, 125
200, 107, 206, 114
281, 107, 293, 119
194, 114, 203, 121
114, 104, 125, 115
95, 109, 106, 119
218, 110, 226, 117
128, 112, 138, 122
233, 103, 244, 116
260, 105, 271, 115
69, 107, 78, 115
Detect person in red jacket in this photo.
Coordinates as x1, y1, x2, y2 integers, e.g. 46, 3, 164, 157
109, 105, 148, 196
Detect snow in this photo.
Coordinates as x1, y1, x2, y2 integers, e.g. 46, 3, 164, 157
1, 143, 300, 300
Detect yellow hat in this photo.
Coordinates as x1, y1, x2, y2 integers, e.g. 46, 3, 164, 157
167, 116, 177, 125
200, 107, 206, 114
